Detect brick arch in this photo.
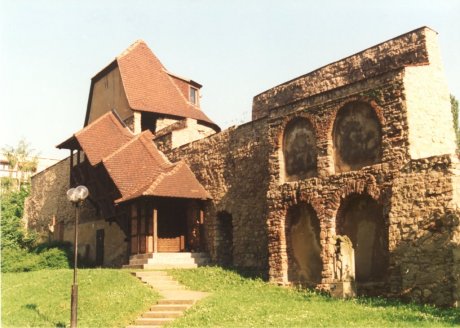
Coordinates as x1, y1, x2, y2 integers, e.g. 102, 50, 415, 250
277, 113, 319, 182
330, 179, 382, 218
326, 97, 385, 138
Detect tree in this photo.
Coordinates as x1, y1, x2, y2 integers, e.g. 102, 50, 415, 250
0, 186, 36, 250
451, 94, 460, 152
1, 138, 38, 192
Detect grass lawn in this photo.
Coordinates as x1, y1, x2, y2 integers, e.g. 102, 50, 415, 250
168, 267, 460, 327
1, 268, 159, 327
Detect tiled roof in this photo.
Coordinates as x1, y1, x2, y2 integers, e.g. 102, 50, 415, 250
102, 130, 210, 203
57, 112, 134, 166
124, 161, 211, 202
116, 40, 218, 129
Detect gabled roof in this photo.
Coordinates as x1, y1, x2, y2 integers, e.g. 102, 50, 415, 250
86, 40, 219, 131
59, 111, 210, 204
120, 161, 211, 203
57, 112, 134, 166
102, 130, 210, 203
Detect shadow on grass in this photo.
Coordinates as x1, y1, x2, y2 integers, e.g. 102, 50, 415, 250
24, 303, 66, 328
222, 265, 269, 281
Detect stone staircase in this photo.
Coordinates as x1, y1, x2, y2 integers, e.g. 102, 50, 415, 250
122, 252, 210, 270
127, 270, 209, 328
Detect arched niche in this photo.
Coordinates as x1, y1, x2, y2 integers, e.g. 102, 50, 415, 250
333, 102, 382, 173
286, 203, 322, 286
282, 117, 317, 181
336, 194, 387, 283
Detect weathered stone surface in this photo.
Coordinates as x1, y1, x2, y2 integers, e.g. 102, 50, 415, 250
24, 27, 460, 307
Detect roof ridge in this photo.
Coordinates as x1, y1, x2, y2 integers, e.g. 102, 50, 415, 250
142, 161, 186, 197
117, 39, 146, 59
102, 129, 147, 164
137, 131, 173, 167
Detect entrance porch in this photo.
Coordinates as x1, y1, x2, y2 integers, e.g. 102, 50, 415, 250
128, 197, 206, 256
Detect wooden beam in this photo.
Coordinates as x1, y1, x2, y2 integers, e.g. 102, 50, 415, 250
69, 150, 74, 186
153, 206, 158, 253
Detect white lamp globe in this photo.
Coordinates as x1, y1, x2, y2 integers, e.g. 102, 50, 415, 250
75, 185, 89, 201
67, 188, 78, 203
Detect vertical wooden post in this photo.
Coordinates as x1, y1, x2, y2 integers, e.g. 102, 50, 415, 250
153, 206, 158, 253
69, 150, 74, 186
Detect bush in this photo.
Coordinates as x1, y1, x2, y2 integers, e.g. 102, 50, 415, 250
1, 248, 41, 272
1, 246, 71, 272
38, 248, 70, 269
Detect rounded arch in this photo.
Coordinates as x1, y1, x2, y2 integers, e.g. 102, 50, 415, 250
285, 202, 323, 286
333, 101, 382, 173
336, 193, 388, 283
281, 117, 317, 181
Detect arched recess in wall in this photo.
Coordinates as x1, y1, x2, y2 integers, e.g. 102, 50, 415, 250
216, 211, 233, 267
336, 194, 388, 283
285, 203, 322, 286
333, 102, 382, 173
282, 117, 317, 182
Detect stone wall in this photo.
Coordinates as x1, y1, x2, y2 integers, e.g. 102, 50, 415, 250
252, 27, 434, 120
24, 157, 127, 267
167, 120, 271, 270
255, 28, 459, 306
389, 155, 460, 306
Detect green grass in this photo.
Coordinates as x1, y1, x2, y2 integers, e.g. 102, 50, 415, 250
168, 266, 460, 327
1, 268, 159, 327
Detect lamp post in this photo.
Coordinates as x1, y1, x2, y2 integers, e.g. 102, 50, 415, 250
66, 185, 89, 328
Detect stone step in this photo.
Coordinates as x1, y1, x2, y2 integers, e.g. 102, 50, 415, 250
157, 299, 195, 305
143, 263, 199, 269
145, 258, 209, 265
147, 285, 186, 291
142, 311, 183, 318
122, 264, 144, 269
135, 317, 175, 326
150, 304, 191, 311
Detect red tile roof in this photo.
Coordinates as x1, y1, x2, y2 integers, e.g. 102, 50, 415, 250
102, 130, 210, 203
57, 112, 134, 166
116, 40, 218, 130
58, 111, 210, 203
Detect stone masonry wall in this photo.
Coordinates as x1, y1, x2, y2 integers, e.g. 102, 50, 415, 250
252, 26, 434, 120
167, 120, 271, 270
257, 27, 459, 306
389, 155, 460, 306
24, 157, 127, 267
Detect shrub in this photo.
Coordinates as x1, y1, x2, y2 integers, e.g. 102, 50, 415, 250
1, 248, 41, 272
1, 245, 71, 272
34, 241, 72, 259
38, 248, 70, 269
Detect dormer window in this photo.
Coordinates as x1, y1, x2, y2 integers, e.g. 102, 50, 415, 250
190, 87, 198, 105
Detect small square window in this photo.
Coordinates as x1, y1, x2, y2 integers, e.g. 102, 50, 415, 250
190, 87, 198, 105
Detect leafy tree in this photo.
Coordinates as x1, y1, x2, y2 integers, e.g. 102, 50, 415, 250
451, 94, 459, 151
2, 138, 38, 192
0, 186, 36, 250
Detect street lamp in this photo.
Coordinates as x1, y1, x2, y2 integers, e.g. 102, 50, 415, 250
66, 185, 89, 328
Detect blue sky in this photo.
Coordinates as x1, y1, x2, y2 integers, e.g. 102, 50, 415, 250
1, 0, 459, 159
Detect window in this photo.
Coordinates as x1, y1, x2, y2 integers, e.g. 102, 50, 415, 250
190, 87, 198, 105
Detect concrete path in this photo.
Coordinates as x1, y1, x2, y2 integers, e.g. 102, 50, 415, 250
127, 271, 209, 328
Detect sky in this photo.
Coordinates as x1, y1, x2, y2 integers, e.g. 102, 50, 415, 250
1, 0, 459, 160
